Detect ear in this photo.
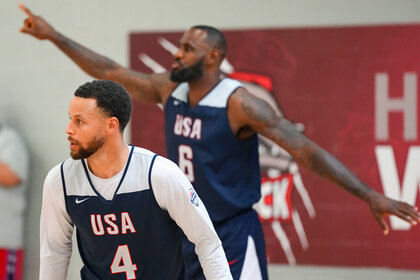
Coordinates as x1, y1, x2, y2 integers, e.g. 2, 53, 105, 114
106, 117, 120, 133
206, 49, 222, 66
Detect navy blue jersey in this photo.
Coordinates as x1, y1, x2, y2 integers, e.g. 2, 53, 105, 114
164, 78, 261, 223
60, 146, 185, 279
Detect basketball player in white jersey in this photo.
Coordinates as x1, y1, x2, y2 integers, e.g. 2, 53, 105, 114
40, 80, 232, 279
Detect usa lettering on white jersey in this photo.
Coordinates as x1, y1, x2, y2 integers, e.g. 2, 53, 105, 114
91, 212, 136, 236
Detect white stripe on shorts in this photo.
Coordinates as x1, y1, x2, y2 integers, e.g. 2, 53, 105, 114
239, 235, 263, 280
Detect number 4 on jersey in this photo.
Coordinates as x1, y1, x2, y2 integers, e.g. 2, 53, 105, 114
111, 245, 138, 279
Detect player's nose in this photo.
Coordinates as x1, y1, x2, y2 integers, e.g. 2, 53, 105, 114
173, 48, 184, 60
65, 122, 74, 135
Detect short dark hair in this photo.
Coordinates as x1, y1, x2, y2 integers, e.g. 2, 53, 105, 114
74, 80, 132, 132
192, 25, 227, 57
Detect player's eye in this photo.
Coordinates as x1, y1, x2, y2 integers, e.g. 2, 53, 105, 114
75, 118, 83, 125
183, 44, 192, 52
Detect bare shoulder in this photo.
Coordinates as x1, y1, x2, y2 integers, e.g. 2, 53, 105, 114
228, 87, 279, 126
227, 87, 255, 115
227, 87, 280, 138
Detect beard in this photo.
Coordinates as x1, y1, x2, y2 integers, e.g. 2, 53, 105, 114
69, 136, 105, 160
170, 58, 204, 83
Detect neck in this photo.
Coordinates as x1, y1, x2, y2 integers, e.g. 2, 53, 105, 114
187, 72, 221, 107
86, 139, 129, 179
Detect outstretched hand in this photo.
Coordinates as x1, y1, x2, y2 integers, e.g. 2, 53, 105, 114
369, 192, 420, 235
18, 3, 55, 40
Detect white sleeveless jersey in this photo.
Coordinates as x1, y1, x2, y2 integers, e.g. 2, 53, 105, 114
40, 146, 232, 280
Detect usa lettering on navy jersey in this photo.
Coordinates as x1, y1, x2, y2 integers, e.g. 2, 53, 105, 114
60, 146, 186, 279
165, 78, 261, 223
174, 114, 202, 140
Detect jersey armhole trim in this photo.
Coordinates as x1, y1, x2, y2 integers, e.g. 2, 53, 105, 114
148, 154, 159, 191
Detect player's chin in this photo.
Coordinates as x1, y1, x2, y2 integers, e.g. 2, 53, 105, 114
70, 150, 82, 160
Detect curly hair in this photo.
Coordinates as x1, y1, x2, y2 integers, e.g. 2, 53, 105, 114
74, 80, 132, 132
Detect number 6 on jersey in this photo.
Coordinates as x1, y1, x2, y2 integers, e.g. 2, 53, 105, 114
178, 145, 195, 182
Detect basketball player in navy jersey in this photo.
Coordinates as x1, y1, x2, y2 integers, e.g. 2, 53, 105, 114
19, 5, 420, 280
40, 80, 232, 280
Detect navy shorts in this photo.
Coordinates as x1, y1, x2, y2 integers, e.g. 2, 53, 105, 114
181, 209, 268, 280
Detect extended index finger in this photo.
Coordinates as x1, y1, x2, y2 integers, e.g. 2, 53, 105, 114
18, 3, 34, 18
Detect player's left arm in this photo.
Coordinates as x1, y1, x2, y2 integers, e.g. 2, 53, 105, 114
150, 156, 232, 280
228, 87, 420, 235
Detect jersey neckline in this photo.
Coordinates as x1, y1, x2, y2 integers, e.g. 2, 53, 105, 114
81, 145, 135, 203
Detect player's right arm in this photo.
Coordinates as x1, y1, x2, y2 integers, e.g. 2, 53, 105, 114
40, 165, 74, 280
18, 4, 175, 105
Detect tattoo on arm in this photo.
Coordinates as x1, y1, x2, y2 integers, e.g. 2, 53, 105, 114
240, 91, 374, 201
56, 34, 120, 78
241, 93, 278, 127
53, 33, 163, 103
